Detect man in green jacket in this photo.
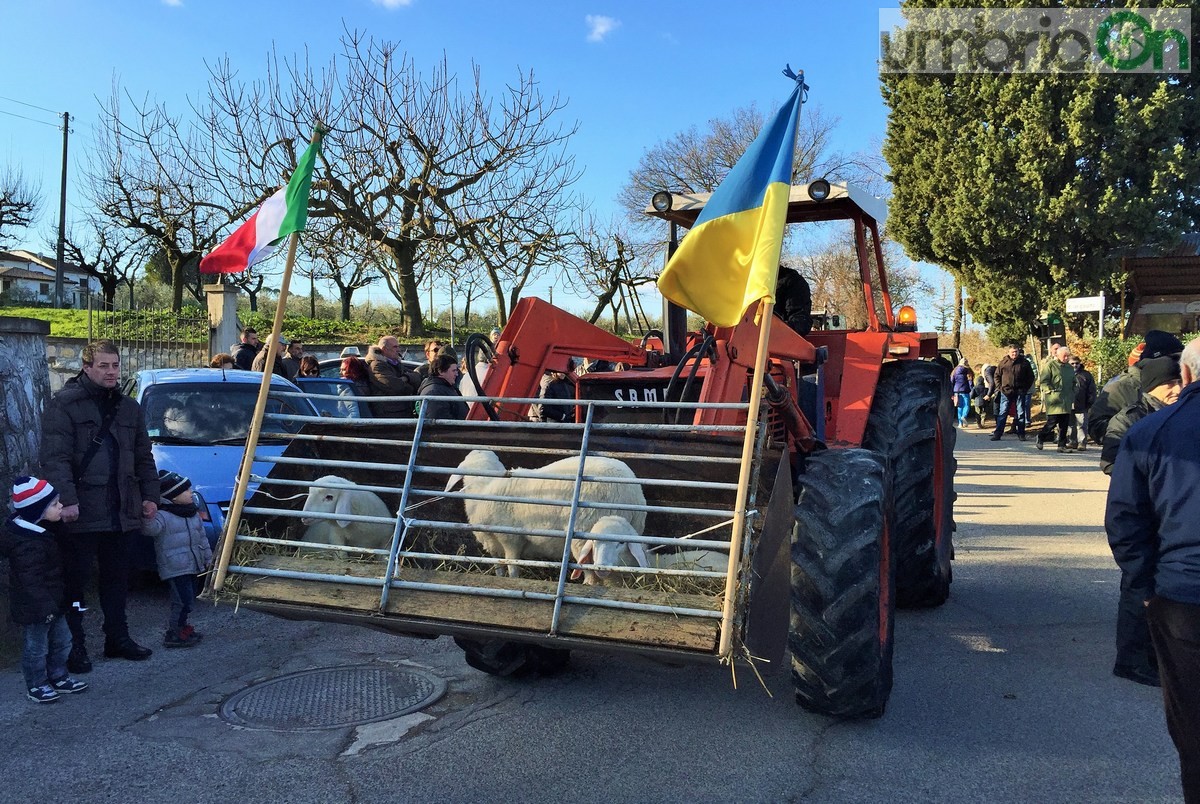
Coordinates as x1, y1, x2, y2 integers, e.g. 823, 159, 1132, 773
1036, 345, 1076, 453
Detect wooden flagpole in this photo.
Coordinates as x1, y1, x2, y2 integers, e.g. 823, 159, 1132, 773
211, 234, 299, 589
213, 130, 320, 590
717, 297, 776, 658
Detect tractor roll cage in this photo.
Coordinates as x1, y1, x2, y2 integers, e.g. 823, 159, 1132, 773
645, 181, 897, 334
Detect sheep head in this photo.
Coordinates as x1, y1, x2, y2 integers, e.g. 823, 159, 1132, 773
301, 475, 358, 529
445, 449, 507, 492
570, 515, 648, 581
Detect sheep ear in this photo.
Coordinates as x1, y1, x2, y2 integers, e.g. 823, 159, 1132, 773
629, 542, 650, 568
445, 473, 462, 493
334, 492, 354, 529
570, 540, 593, 581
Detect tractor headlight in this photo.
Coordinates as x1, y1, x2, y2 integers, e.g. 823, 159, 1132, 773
808, 178, 831, 201
651, 191, 673, 212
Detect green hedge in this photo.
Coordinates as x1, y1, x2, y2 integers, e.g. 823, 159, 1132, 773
1088, 332, 1198, 383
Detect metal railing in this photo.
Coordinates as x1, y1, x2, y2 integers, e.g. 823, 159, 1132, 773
91, 307, 210, 371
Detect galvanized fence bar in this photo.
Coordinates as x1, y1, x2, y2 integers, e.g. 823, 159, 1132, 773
549, 402, 598, 634
273, 432, 747, 465
379, 395, 433, 613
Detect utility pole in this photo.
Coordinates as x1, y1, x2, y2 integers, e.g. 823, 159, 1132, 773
53, 111, 70, 309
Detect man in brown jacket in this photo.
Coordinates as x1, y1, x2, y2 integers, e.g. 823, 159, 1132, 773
366, 336, 420, 418
990, 343, 1036, 442
40, 340, 160, 673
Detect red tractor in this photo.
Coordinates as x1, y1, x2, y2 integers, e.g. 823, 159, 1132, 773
209, 182, 955, 720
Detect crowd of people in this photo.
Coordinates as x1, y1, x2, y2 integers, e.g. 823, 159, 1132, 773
209, 327, 577, 423
958, 329, 1198, 799
950, 329, 1199, 799
953, 343, 1097, 453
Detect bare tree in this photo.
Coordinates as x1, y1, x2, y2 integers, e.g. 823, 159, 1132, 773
198, 31, 580, 335
794, 232, 931, 330
567, 213, 658, 328
453, 190, 575, 325
300, 221, 382, 321
618, 103, 874, 231
85, 84, 262, 312
952, 278, 963, 348
59, 218, 148, 309
931, 278, 955, 334
0, 167, 40, 247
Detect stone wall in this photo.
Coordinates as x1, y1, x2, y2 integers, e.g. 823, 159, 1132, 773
0, 317, 51, 508
0, 317, 51, 659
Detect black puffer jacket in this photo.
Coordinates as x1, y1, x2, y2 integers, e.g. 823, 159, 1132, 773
1101, 395, 1165, 475
530, 373, 575, 423
0, 518, 66, 624
417, 376, 468, 420
232, 341, 258, 370
40, 373, 159, 533
774, 269, 813, 336
1088, 366, 1141, 444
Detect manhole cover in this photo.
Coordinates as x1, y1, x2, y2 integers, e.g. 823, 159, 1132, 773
219, 664, 446, 731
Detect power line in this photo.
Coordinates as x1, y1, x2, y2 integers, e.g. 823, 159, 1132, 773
0, 108, 60, 129
0, 94, 61, 116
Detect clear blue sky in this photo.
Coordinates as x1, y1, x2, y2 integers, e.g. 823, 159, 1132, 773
2, 1, 948, 320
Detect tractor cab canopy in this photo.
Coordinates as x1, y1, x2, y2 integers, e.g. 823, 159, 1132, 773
643, 181, 888, 228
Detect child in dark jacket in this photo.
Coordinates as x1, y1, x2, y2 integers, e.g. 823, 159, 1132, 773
1, 476, 89, 703
143, 471, 212, 648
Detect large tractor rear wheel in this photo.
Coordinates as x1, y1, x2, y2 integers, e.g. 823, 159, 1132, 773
863, 359, 956, 608
790, 448, 894, 719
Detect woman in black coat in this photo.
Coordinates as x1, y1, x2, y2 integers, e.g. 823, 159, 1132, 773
418, 354, 469, 420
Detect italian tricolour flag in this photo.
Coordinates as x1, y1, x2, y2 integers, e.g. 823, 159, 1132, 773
200, 138, 321, 274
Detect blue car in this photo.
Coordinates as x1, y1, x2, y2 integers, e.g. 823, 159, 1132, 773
126, 368, 319, 569
293, 376, 372, 418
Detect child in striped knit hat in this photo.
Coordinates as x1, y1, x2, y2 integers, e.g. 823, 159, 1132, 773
1, 476, 89, 703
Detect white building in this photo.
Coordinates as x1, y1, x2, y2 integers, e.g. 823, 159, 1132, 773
0, 250, 97, 309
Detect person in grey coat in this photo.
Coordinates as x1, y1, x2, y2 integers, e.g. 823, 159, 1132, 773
144, 471, 211, 649
40, 340, 159, 672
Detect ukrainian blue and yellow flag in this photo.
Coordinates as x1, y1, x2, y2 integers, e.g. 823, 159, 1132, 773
657, 78, 804, 328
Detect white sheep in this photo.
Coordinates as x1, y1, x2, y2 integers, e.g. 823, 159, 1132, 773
570, 515, 729, 586
299, 475, 396, 552
445, 450, 646, 578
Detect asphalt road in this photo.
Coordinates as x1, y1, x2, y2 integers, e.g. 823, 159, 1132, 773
0, 428, 1182, 803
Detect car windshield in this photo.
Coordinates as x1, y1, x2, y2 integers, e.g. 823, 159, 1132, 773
143, 383, 309, 445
